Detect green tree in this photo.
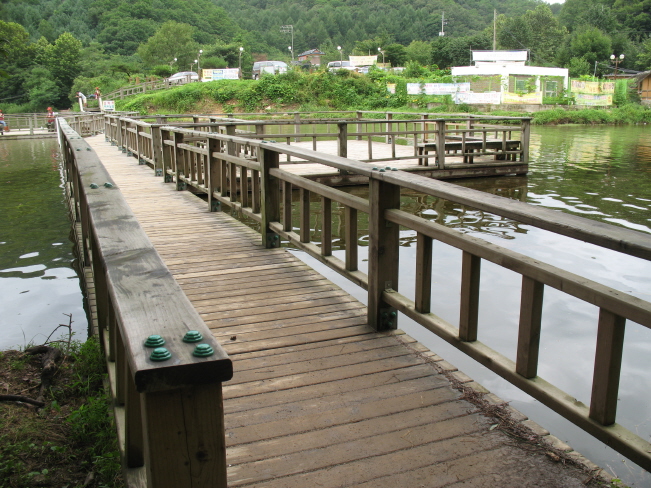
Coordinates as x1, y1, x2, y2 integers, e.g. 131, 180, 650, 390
24, 66, 59, 110
0, 21, 36, 105
564, 26, 612, 69
405, 40, 432, 66
137, 21, 199, 69
384, 43, 407, 67
46, 32, 82, 106
497, 5, 567, 66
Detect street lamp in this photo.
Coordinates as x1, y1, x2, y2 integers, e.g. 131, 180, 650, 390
169, 57, 177, 68
337, 45, 342, 63
288, 46, 294, 62
239, 46, 244, 79
191, 59, 197, 72
197, 49, 203, 75
377, 47, 385, 64
610, 53, 625, 79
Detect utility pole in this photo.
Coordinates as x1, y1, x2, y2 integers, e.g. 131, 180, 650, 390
281, 25, 294, 61
439, 12, 446, 36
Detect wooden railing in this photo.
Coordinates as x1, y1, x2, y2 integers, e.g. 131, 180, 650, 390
104, 112, 530, 171
105, 80, 168, 100
58, 118, 232, 488
101, 118, 651, 471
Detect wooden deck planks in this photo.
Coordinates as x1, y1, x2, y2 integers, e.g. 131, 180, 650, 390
87, 135, 601, 488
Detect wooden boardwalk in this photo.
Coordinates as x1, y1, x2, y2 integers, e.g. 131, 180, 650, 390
87, 135, 606, 487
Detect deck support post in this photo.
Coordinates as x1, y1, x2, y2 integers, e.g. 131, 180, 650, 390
356, 111, 363, 141
521, 118, 531, 163
367, 178, 400, 331
590, 309, 626, 425
141, 384, 228, 488
173, 132, 185, 190
260, 148, 281, 248
207, 137, 221, 212
337, 122, 348, 176
152, 122, 164, 175
435, 119, 446, 169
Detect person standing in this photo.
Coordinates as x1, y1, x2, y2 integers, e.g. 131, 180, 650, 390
46, 107, 56, 132
76, 91, 87, 112
95, 87, 102, 110
0, 109, 6, 133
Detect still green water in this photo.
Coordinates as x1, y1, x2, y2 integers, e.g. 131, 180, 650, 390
0, 138, 87, 349
291, 124, 651, 486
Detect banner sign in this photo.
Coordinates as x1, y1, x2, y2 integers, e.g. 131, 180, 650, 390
201, 68, 240, 81
575, 94, 612, 106
571, 80, 615, 94
454, 91, 501, 104
349, 55, 377, 66
472, 50, 528, 62
407, 83, 470, 95
501, 91, 543, 104
102, 100, 115, 111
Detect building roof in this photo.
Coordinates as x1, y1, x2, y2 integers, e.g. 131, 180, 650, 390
298, 49, 325, 57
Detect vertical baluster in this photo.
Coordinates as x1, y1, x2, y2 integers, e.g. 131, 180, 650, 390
321, 197, 332, 257
345, 206, 358, 271
459, 251, 480, 341
173, 132, 184, 190
125, 361, 144, 468
590, 309, 626, 425
260, 148, 280, 248
300, 188, 311, 243
241, 166, 249, 209
415, 233, 433, 314
283, 181, 292, 232
251, 169, 261, 214
516, 276, 544, 378
367, 179, 400, 331
207, 138, 220, 212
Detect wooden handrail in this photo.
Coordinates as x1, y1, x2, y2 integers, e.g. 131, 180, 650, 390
94, 112, 651, 470
59, 118, 232, 488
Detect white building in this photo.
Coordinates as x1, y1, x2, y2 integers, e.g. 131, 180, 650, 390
451, 51, 569, 104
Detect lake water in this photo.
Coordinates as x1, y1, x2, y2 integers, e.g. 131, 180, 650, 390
290, 124, 651, 486
0, 138, 88, 350
2, 126, 649, 485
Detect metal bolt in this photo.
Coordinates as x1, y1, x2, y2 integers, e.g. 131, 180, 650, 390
193, 343, 214, 357
392, 168, 398, 171
379, 168, 385, 172
372, 167, 379, 171
144, 335, 166, 347
385, 166, 391, 170
150, 347, 172, 361
104, 182, 113, 188
183, 330, 203, 343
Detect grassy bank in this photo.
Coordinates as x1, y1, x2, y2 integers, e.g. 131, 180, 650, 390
0, 336, 122, 488
114, 70, 651, 125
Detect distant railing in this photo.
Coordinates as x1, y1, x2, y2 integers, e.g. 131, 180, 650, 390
99, 115, 651, 471
104, 112, 530, 171
58, 118, 232, 488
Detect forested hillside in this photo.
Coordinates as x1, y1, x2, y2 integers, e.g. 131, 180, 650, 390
1, 0, 650, 111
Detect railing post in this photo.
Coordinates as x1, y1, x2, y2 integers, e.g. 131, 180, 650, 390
459, 251, 480, 341
356, 111, 363, 141
415, 233, 432, 313
260, 147, 280, 249
152, 123, 163, 176
385, 112, 393, 143
516, 276, 544, 378
435, 119, 446, 169
337, 121, 348, 176
590, 309, 626, 425
294, 112, 301, 142
207, 137, 221, 212
367, 177, 400, 331
142, 384, 228, 488
521, 118, 530, 163
173, 131, 185, 190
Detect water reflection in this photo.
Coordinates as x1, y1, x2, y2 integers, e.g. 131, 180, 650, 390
0, 139, 87, 349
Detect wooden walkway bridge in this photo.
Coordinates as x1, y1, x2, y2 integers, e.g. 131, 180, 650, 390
84, 133, 609, 487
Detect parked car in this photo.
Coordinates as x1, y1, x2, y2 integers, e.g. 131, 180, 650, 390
327, 61, 357, 72
252, 61, 288, 80
167, 71, 199, 85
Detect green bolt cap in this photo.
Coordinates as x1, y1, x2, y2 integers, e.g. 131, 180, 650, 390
379, 168, 385, 172
385, 166, 391, 170
150, 347, 172, 362
274, 235, 279, 240
183, 330, 203, 343
390, 311, 397, 318
104, 182, 113, 188
392, 168, 398, 171
372, 167, 379, 171
89, 183, 99, 189
193, 343, 214, 357
144, 335, 165, 347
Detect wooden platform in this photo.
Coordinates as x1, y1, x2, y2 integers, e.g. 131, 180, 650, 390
275, 140, 527, 185
86, 135, 605, 487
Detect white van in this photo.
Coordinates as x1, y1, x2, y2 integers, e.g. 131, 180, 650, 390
327, 61, 357, 72
252, 61, 288, 80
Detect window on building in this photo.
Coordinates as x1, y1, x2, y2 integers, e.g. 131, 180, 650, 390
515, 79, 528, 92
545, 80, 558, 97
